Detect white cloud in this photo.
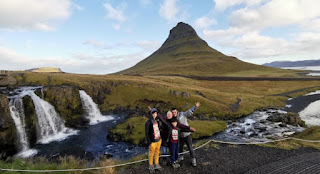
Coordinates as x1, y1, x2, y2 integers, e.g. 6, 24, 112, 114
194, 17, 217, 29
300, 18, 320, 31
0, 0, 73, 31
229, 0, 320, 30
214, 0, 244, 11
83, 39, 107, 48
214, 0, 266, 11
205, 0, 320, 64
159, 0, 179, 22
103, 2, 127, 23
0, 45, 147, 74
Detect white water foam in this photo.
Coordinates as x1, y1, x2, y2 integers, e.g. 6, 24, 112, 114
15, 149, 38, 158
307, 73, 320, 76
299, 100, 320, 126
304, 90, 320, 96
79, 90, 114, 125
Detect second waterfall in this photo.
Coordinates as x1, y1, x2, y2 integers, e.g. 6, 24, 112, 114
79, 90, 113, 125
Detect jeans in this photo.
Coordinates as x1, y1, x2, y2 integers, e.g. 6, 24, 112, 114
179, 135, 195, 158
169, 142, 179, 164
161, 146, 168, 156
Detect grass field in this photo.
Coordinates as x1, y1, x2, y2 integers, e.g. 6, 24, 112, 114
10, 72, 320, 119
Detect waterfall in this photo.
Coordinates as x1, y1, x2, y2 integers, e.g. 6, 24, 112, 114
79, 90, 113, 125
9, 98, 37, 158
8, 87, 78, 146
21, 90, 78, 144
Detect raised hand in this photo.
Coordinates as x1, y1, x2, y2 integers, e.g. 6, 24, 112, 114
195, 102, 200, 107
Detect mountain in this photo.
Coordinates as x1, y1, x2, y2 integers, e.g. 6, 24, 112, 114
116, 22, 292, 77
26, 67, 64, 73
264, 60, 320, 68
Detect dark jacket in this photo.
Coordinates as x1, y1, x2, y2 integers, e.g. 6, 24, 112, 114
145, 109, 170, 146
160, 118, 191, 147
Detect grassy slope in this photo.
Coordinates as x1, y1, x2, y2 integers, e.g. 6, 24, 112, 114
11, 72, 320, 118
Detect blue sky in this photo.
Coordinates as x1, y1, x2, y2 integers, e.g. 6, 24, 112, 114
1, 0, 320, 74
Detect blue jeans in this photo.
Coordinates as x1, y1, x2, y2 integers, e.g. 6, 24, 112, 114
161, 146, 168, 156
169, 142, 179, 164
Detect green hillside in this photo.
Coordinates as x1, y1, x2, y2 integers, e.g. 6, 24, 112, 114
116, 22, 297, 77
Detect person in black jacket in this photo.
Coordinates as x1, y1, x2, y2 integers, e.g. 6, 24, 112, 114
145, 108, 170, 173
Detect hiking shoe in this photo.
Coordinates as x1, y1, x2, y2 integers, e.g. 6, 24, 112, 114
191, 158, 197, 167
178, 155, 184, 162
172, 162, 180, 169
148, 165, 155, 173
154, 164, 163, 171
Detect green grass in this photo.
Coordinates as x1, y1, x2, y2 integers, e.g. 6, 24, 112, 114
109, 116, 227, 145
109, 116, 148, 145
0, 156, 100, 174
189, 120, 227, 139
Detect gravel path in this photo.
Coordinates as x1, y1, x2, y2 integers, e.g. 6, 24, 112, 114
246, 152, 320, 174
118, 142, 320, 174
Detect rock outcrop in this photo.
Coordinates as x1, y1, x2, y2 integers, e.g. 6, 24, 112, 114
0, 94, 16, 158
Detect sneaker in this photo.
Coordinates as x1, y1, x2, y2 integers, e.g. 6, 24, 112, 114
154, 164, 163, 171
191, 158, 197, 167
172, 162, 180, 169
175, 163, 180, 168
178, 155, 184, 162
148, 165, 155, 173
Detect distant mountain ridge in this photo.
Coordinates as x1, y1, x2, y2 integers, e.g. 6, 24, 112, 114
263, 60, 320, 68
116, 22, 293, 77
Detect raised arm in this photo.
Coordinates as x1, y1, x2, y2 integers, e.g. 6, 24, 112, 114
157, 114, 171, 128
180, 102, 200, 117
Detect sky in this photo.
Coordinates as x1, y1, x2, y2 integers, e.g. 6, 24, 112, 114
0, 0, 320, 74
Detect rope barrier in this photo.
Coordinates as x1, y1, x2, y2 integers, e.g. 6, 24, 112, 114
1, 137, 320, 172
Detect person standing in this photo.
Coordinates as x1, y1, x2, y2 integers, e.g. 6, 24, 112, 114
171, 102, 200, 167
145, 108, 168, 172
168, 116, 194, 168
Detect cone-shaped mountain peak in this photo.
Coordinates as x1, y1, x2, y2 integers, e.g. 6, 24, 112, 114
164, 22, 198, 44
116, 22, 285, 77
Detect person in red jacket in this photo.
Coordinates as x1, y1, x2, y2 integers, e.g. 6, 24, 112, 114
168, 116, 194, 168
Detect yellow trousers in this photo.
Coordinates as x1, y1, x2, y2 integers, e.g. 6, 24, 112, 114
148, 139, 162, 165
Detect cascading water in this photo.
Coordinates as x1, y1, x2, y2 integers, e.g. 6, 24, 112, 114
8, 87, 78, 157
79, 90, 113, 125
9, 98, 37, 157
22, 90, 78, 144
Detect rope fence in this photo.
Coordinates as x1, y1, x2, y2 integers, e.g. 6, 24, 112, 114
1, 137, 320, 172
